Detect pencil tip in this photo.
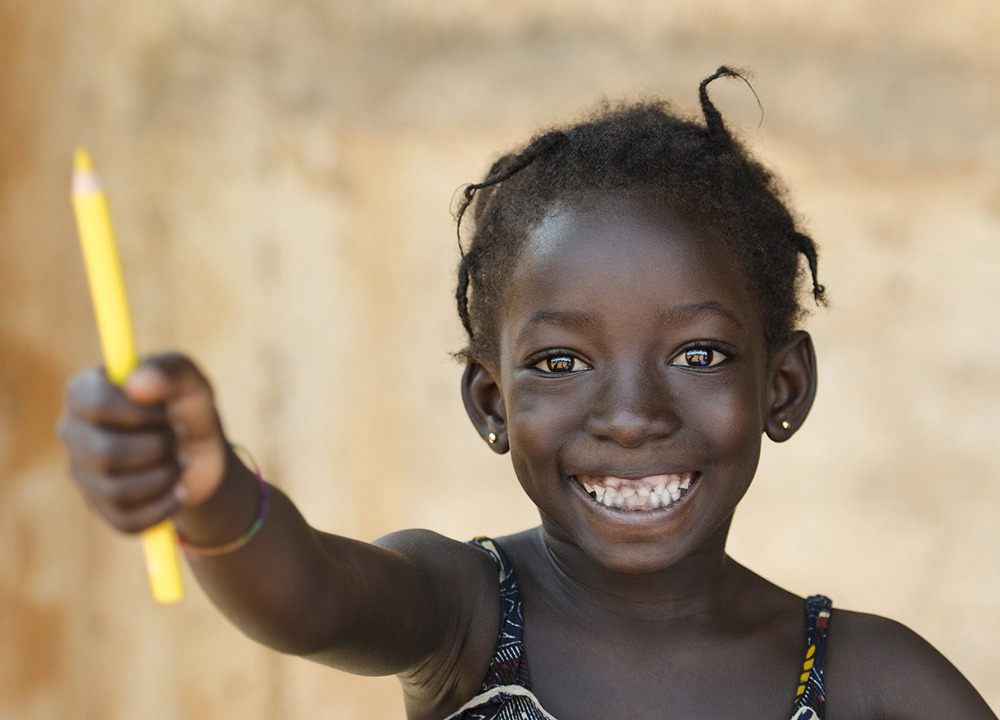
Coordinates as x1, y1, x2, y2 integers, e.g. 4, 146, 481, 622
74, 146, 94, 174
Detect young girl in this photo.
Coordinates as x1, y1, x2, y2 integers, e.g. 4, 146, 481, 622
58, 68, 996, 719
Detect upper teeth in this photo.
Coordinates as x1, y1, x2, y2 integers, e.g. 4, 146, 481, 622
578, 474, 695, 511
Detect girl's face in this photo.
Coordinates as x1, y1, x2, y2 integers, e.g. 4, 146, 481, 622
487, 200, 781, 574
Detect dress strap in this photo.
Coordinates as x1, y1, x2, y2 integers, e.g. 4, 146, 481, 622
468, 537, 531, 689
791, 595, 832, 719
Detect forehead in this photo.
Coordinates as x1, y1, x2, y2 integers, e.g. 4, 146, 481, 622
526, 201, 728, 280
500, 200, 763, 347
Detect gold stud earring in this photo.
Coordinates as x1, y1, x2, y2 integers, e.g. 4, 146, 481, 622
487, 432, 498, 445
781, 420, 791, 430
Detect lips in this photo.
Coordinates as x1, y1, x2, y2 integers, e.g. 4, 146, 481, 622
573, 473, 698, 511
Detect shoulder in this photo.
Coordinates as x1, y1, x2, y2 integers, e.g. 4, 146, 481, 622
372, 529, 502, 716
825, 608, 996, 720
373, 528, 503, 595
372, 529, 501, 642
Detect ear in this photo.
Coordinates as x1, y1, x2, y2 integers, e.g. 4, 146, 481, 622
764, 330, 817, 442
461, 361, 509, 454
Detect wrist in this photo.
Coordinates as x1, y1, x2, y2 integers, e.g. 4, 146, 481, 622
173, 444, 264, 551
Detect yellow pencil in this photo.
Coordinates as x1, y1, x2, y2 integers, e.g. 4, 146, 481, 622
72, 147, 184, 604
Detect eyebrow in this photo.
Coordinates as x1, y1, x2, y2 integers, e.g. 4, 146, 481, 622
659, 300, 742, 326
517, 309, 600, 341
517, 301, 742, 341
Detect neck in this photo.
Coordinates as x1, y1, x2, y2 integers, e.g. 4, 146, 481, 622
534, 514, 748, 624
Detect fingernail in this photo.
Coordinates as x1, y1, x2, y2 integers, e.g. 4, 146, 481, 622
124, 366, 159, 392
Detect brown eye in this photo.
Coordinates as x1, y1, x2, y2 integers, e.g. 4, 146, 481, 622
670, 346, 728, 368
533, 354, 590, 373
549, 357, 574, 372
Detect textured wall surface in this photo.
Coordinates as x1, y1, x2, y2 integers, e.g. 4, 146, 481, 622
2, 1, 998, 718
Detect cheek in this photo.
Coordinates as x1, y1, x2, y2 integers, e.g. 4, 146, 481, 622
681, 376, 765, 458
504, 387, 584, 485
506, 395, 563, 461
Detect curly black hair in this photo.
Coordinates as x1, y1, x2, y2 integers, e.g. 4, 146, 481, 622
455, 67, 826, 365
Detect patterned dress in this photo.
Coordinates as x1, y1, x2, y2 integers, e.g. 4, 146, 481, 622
445, 537, 831, 720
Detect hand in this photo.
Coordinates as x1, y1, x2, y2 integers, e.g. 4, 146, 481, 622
57, 353, 228, 533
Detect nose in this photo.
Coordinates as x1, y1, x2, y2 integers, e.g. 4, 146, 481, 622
583, 363, 679, 447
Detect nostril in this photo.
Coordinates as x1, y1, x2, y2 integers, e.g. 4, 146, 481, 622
584, 367, 678, 445
586, 407, 678, 447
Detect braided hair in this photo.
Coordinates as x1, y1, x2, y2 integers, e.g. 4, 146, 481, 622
455, 67, 826, 365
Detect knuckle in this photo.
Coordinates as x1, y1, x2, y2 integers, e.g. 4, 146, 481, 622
64, 367, 95, 398
66, 366, 108, 404
88, 431, 117, 470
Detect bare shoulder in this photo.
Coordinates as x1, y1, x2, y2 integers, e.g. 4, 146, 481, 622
826, 608, 996, 720
373, 529, 501, 720
373, 528, 500, 600
373, 528, 501, 597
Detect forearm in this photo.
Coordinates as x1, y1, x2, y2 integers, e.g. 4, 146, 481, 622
173, 446, 428, 670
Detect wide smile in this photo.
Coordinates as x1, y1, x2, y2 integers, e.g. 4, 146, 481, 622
572, 472, 699, 512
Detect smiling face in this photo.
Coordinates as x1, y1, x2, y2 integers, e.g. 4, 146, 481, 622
470, 197, 789, 575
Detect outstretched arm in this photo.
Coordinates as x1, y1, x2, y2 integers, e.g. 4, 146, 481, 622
58, 353, 498, 689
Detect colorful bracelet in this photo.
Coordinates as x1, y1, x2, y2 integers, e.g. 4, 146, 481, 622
177, 446, 270, 557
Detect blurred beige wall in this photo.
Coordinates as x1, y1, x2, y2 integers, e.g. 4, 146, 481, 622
2, 1, 998, 717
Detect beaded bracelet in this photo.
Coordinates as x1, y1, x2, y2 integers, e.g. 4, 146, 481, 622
177, 446, 270, 557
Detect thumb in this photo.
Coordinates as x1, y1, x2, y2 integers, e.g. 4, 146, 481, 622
125, 352, 227, 506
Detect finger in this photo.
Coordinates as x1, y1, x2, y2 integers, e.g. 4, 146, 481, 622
60, 419, 174, 474
64, 366, 168, 429
125, 353, 222, 443
77, 463, 182, 511
124, 353, 227, 507
98, 486, 182, 535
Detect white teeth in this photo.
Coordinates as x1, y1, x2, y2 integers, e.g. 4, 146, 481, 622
580, 475, 696, 511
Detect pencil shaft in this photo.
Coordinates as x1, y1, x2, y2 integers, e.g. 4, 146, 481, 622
71, 148, 184, 604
